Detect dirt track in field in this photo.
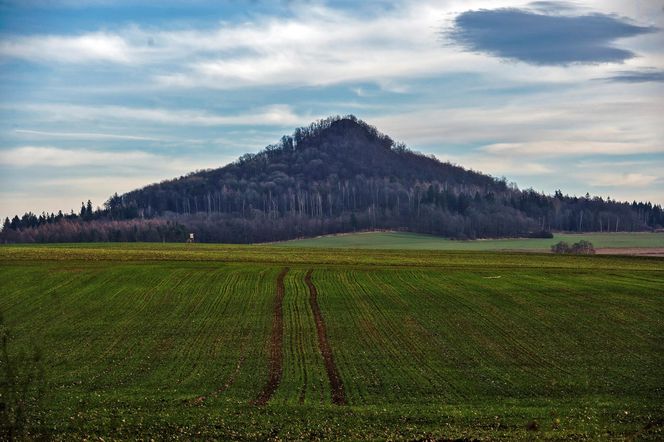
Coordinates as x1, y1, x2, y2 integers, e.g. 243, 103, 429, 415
253, 267, 289, 406
305, 269, 347, 405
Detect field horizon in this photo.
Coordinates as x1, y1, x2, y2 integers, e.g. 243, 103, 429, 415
278, 231, 664, 254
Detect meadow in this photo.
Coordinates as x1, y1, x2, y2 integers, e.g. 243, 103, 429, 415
1, 244, 663, 440
280, 231, 664, 251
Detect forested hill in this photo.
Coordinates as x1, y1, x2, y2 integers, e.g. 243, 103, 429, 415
2, 115, 663, 243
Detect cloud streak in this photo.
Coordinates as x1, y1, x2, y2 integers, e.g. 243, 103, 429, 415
371, 92, 664, 158
586, 172, 660, 188
12, 103, 304, 126
479, 140, 664, 157
0, 32, 134, 63
599, 69, 664, 83
0, 146, 158, 167
13, 129, 162, 141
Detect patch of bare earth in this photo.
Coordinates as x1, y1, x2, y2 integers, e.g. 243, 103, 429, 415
253, 267, 289, 406
305, 269, 347, 405
595, 248, 664, 257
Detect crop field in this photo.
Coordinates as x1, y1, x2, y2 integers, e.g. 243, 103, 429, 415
280, 231, 664, 252
1, 244, 663, 440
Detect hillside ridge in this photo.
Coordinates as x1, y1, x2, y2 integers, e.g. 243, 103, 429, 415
2, 115, 662, 243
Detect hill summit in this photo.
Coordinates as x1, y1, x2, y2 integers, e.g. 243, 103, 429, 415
2, 115, 662, 243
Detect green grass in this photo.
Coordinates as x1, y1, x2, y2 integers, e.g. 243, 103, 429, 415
280, 231, 664, 251
1, 244, 663, 440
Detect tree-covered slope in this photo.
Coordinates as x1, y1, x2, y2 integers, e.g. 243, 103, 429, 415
122, 115, 502, 216
2, 115, 662, 243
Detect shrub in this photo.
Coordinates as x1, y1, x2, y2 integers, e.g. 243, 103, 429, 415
551, 241, 571, 254
551, 240, 595, 254
571, 240, 595, 255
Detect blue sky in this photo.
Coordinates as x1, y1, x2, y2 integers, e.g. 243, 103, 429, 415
1, 0, 662, 220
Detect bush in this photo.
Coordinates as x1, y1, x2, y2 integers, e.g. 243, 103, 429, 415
571, 240, 595, 255
551, 240, 595, 255
551, 241, 571, 254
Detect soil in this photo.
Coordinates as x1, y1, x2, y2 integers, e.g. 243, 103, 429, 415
595, 248, 664, 257
253, 267, 289, 406
305, 269, 347, 405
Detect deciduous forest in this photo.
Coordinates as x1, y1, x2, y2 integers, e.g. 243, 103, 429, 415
2, 116, 662, 243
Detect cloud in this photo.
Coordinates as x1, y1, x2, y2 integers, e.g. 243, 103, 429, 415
1, 0, 663, 217
370, 91, 664, 157
13, 103, 303, 126
0, 3, 478, 89
448, 6, 656, 65
0, 32, 134, 63
4, 2, 657, 90
0, 146, 158, 167
14, 129, 162, 141
527, 1, 577, 13
0, 145, 236, 171
151, 3, 455, 89
441, 153, 552, 177
586, 172, 660, 188
599, 69, 664, 83
479, 140, 664, 157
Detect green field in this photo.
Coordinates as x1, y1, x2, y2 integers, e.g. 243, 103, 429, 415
1, 244, 663, 440
280, 231, 664, 251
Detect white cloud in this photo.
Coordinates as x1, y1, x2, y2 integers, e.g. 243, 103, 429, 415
0, 145, 233, 171
150, 3, 508, 90
369, 82, 664, 158
480, 141, 664, 157
13, 103, 304, 127
0, 32, 134, 63
440, 153, 552, 176
0, 146, 157, 167
14, 129, 162, 141
1, 1, 661, 90
586, 173, 660, 188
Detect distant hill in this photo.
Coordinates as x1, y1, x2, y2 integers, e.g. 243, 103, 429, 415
2, 115, 662, 243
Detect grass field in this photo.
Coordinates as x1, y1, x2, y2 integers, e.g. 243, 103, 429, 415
1, 244, 663, 440
280, 231, 664, 251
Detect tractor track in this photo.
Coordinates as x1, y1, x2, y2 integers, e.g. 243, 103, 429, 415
305, 269, 347, 405
253, 267, 289, 406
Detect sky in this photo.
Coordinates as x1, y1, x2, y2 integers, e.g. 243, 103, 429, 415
0, 0, 663, 220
